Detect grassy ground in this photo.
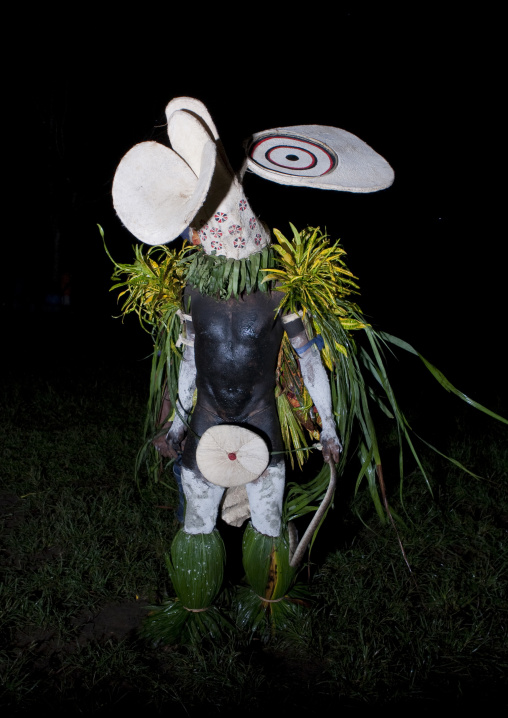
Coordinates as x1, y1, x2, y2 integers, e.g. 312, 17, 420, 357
1, 312, 507, 715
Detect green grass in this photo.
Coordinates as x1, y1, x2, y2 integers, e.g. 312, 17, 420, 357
1, 350, 507, 715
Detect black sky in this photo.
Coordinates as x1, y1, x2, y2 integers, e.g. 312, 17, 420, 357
10, 9, 505, 408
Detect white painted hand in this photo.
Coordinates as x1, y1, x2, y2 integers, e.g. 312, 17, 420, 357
319, 429, 342, 464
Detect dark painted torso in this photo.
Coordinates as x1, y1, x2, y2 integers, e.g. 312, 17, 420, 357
182, 286, 285, 469
187, 285, 284, 419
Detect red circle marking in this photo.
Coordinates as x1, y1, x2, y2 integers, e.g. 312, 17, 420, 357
228, 452, 237, 461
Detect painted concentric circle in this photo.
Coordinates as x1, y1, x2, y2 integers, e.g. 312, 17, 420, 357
249, 134, 336, 177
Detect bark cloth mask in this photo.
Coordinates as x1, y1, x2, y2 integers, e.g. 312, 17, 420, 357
112, 97, 394, 259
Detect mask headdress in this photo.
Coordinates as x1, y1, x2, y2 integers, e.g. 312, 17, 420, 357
113, 98, 394, 259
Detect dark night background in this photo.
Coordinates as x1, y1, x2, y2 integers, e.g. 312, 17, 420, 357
5, 8, 505, 419
1, 10, 506, 713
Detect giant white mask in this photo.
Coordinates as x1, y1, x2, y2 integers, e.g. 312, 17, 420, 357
113, 97, 394, 259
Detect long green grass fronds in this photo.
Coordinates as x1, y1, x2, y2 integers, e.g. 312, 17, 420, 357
276, 334, 320, 469
268, 225, 507, 558
379, 331, 508, 425
101, 227, 192, 481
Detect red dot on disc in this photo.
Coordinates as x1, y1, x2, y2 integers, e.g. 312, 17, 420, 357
228, 452, 237, 461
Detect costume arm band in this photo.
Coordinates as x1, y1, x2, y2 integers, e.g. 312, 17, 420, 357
177, 309, 192, 322
293, 335, 324, 356
176, 335, 195, 348
176, 308, 195, 348
281, 311, 302, 324
282, 312, 305, 340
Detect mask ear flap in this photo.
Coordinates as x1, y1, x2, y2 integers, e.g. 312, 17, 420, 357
112, 139, 217, 246
245, 124, 394, 193
165, 96, 220, 142
167, 108, 216, 177
167, 97, 236, 178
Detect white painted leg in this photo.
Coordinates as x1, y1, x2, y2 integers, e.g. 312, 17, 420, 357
181, 466, 225, 534
245, 460, 285, 537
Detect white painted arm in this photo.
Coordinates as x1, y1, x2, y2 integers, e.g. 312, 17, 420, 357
165, 318, 196, 455
285, 318, 342, 464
